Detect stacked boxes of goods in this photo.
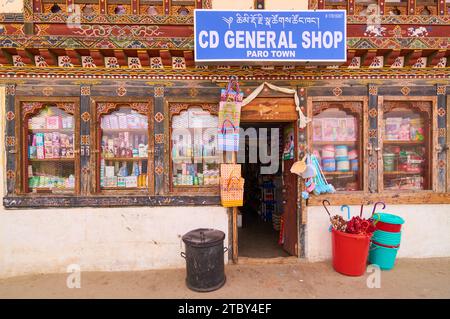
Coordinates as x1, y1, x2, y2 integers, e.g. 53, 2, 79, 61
320, 145, 358, 173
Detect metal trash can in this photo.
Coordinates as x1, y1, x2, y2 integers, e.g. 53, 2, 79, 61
181, 228, 227, 292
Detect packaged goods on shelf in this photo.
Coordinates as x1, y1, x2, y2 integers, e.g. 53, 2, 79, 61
46, 116, 62, 130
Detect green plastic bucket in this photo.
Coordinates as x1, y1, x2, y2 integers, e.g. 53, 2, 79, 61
369, 243, 399, 270
373, 213, 405, 225
372, 230, 402, 246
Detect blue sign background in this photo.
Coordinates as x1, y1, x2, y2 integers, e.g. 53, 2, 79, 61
194, 10, 347, 63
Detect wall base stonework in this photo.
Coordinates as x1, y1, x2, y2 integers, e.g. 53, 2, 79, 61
306, 205, 450, 262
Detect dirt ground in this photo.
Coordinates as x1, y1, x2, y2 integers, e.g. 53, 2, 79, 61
0, 258, 449, 299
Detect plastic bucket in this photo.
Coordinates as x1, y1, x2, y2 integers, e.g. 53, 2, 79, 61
369, 242, 399, 270
332, 229, 372, 276
373, 213, 405, 233
372, 230, 402, 246
372, 240, 400, 249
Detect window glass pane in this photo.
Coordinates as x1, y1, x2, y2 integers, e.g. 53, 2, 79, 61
100, 108, 149, 190
171, 107, 220, 187
383, 105, 430, 191
312, 107, 362, 191
27, 106, 75, 193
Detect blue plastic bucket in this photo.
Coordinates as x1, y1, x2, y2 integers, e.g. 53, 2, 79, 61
369, 242, 399, 270
372, 230, 402, 246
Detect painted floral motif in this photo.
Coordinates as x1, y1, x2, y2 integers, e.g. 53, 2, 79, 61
189, 88, 198, 97
412, 57, 427, 68
6, 84, 15, 96
72, 25, 163, 38
58, 56, 73, 68
116, 86, 127, 96
348, 57, 361, 69
34, 55, 48, 67
12, 55, 25, 67
154, 112, 164, 123
437, 86, 446, 95
195, 65, 208, 69
80, 86, 91, 96
155, 165, 164, 175
6, 136, 15, 147
42, 87, 54, 96
217, 65, 231, 69
6, 170, 15, 180
390, 57, 404, 68
154, 86, 164, 97
369, 56, 384, 68
283, 65, 295, 70
6, 111, 15, 121
261, 65, 275, 70
369, 108, 378, 118
105, 57, 119, 68
369, 129, 377, 138
128, 57, 142, 69
81, 135, 90, 145
438, 108, 446, 117
438, 128, 446, 138
241, 65, 252, 70
81, 56, 96, 68
407, 27, 428, 37
364, 25, 386, 37
369, 86, 378, 96
172, 57, 186, 69
435, 57, 447, 68
150, 57, 164, 69
155, 134, 164, 144
401, 86, 411, 96
81, 112, 91, 122
332, 87, 343, 96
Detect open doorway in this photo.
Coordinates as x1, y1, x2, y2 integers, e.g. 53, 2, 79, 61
238, 122, 298, 258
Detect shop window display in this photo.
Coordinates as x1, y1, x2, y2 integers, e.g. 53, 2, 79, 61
26, 106, 76, 193
382, 103, 431, 191
312, 106, 363, 192
99, 108, 149, 190
171, 107, 220, 188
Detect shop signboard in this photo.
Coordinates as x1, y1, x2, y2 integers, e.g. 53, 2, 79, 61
194, 9, 346, 64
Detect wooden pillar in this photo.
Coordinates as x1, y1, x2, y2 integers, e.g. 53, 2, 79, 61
368, 84, 379, 193
80, 84, 91, 195
99, 0, 106, 14
407, 0, 415, 15
5, 84, 16, 195
154, 86, 165, 195
131, 0, 139, 14
297, 86, 307, 258
163, 0, 170, 15
231, 151, 238, 263
436, 85, 447, 192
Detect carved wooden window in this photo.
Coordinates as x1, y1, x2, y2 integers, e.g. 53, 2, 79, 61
381, 101, 433, 191
94, 102, 153, 193
20, 101, 80, 194
170, 104, 220, 192
311, 101, 365, 192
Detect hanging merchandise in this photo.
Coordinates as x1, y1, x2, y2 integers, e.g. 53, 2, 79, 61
217, 79, 243, 152
310, 154, 335, 195
220, 164, 245, 207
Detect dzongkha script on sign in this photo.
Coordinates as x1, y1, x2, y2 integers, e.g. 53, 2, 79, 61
194, 10, 347, 63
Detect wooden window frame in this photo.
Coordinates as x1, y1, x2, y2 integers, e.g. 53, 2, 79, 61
307, 96, 369, 196
14, 96, 81, 196
378, 96, 438, 193
307, 95, 450, 206
90, 97, 154, 195
167, 101, 220, 195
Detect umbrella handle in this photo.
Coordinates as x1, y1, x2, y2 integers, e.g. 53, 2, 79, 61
322, 199, 332, 219
371, 201, 386, 217
340, 205, 351, 220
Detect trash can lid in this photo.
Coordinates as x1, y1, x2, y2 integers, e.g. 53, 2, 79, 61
182, 228, 225, 247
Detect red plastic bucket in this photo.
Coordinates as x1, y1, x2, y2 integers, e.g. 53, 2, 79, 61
375, 221, 402, 233
332, 229, 372, 276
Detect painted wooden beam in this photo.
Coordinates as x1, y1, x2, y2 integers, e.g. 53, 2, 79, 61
38, 49, 56, 66
90, 50, 104, 67
362, 50, 378, 67
159, 49, 172, 68
183, 51, 195, 68
65, 49, 81, 67
385, 50, 401, 67
113, 50, 127, 67
16, 49, 33, 65
137, 50, 150, 68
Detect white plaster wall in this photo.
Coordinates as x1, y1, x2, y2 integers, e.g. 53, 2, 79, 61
0, 206, 228, 278
306, 205, 450, 261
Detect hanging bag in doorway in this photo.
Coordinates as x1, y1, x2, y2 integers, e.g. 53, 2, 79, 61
217, 79, 243, 152
220, 163, 244, 207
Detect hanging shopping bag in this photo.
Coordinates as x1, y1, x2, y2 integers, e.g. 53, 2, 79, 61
220, 163, 241, 180
217, 80, 243, 152
221, 175, 245, 207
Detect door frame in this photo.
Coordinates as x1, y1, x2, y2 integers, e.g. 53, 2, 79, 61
233, 96, 301, 263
